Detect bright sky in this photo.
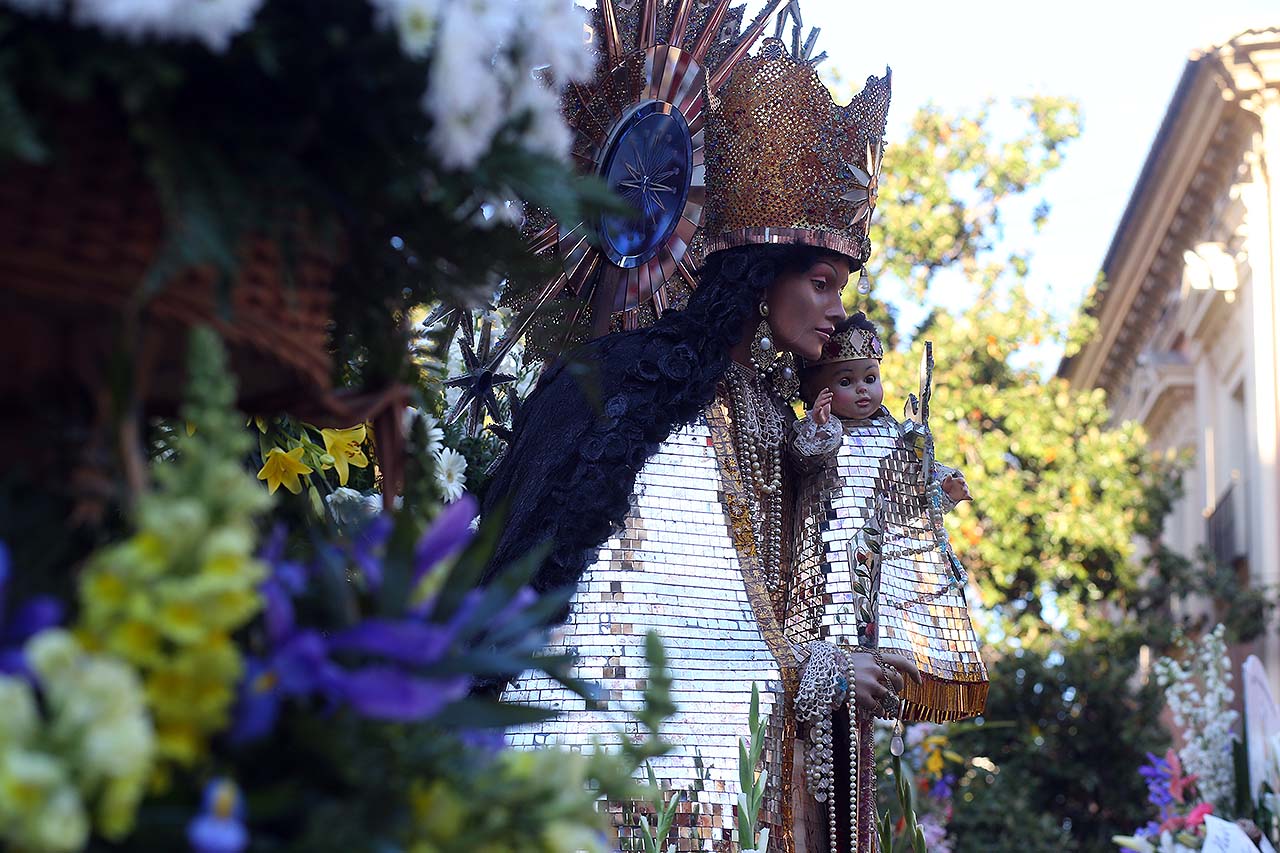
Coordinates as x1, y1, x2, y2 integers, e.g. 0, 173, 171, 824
749, 0, 1277, 360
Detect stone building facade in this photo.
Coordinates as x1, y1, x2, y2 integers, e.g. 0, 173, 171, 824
1059, 27, 1280, 695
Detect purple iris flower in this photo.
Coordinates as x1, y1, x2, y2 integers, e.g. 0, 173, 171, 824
458, 727, 507, 753
187, 779, 248, 853
0, 542, 64, 677
413, 494, 477, 587
350, 515, 394, 590
340, 666, 469, 721
1139, 752, 1175, 814
230, 544, 342, 745
329, 619, 456, 667
930, 773, 956, 801
233, 499, 495, 736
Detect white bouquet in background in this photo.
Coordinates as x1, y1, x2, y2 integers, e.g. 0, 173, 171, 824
1154, 624, 1240, 809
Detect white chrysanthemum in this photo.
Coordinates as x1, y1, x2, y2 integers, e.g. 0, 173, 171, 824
424, 10, 505, 169
509, 74, 573, 160
421, 413, 445, 457
326, 486, 383, 528
434, 447, 467, 502
404, 407, 445, 456
516, 0, 594, 82
455, 0, 518, 42
72, 0, 264, 51
0, 677, 38, 747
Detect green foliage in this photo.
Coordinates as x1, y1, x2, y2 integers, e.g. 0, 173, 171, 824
879, 289, 1163, 637
0, 2, 613, 395
872, 96, 1082, 298
636, 763, 681, 853
879, 752, 929, 853
736, 683, 770, 853
948, 629, 1166, 851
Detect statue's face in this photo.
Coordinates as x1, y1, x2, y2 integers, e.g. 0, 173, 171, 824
764, 255, 850, 361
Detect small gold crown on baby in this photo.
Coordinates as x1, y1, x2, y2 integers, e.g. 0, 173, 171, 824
702, 20, 892, 268
811, 315, 884, 365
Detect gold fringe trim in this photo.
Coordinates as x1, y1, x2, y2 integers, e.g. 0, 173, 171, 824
899, 673, 989, 724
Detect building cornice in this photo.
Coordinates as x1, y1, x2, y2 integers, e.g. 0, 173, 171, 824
1059, 28, 1278, 394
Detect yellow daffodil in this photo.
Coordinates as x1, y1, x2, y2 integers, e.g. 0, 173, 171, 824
257, 447, 313, 495
320, 425, 369, 486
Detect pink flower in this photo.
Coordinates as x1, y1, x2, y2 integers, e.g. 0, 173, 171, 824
1186, 802, 1214, 828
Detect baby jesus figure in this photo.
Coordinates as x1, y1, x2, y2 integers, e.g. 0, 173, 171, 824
785, 313, 989, 850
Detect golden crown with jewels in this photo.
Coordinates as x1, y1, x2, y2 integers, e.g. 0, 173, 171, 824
808, 315, 884, 366
702, 36, 891, 268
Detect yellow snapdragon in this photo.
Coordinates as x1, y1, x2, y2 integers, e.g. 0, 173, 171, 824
76, 328, 273, 770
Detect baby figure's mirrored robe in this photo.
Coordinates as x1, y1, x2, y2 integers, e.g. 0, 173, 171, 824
788, 406, 989, 852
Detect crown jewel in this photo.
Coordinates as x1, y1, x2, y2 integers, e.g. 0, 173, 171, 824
702, 36, 891, 266
810, 321, 883, 366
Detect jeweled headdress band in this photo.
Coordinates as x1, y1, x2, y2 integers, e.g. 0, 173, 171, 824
809, 322, 883, 365
702, 36, 891, 267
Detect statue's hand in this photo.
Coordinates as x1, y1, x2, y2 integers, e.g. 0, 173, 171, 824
849, 650, 921, 713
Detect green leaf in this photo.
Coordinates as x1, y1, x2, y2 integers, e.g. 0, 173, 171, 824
738, 738, 752, 803
428, 698, 558, 729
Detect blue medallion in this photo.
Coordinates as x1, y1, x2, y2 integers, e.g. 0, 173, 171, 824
597, 100, 693, 268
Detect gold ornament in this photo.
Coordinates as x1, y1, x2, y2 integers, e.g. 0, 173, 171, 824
703, 35, 892, 269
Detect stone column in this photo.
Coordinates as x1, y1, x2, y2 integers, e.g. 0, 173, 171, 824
1238, 92, 1280, 698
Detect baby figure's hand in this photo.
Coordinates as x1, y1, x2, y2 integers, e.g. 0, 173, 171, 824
942, 472, 971, 503
808, 387, 833, 427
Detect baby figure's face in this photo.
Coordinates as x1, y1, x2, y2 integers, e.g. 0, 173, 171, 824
813, 358, 884, 420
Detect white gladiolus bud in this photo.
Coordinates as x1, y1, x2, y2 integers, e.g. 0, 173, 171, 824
26, 629, 80, 684
0, 677, 39, 747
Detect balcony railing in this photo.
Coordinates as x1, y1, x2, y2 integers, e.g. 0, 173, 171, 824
1206, 483, 1242, 567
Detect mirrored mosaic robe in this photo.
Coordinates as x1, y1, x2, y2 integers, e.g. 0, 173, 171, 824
504, 388, 821, 853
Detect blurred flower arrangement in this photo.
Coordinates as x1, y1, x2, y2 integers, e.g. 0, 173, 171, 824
1113, 625, 1277, 852
0, 0, 617, 419
0, 2, 686, 851
876, 722, 970, 852
0, 328, 681, 852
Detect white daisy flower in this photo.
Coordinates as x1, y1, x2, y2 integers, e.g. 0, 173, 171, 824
402, 407, 445, 457
434, 447, 467, 502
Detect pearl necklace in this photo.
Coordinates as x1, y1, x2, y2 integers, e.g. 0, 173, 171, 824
724, 361, 786, 578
